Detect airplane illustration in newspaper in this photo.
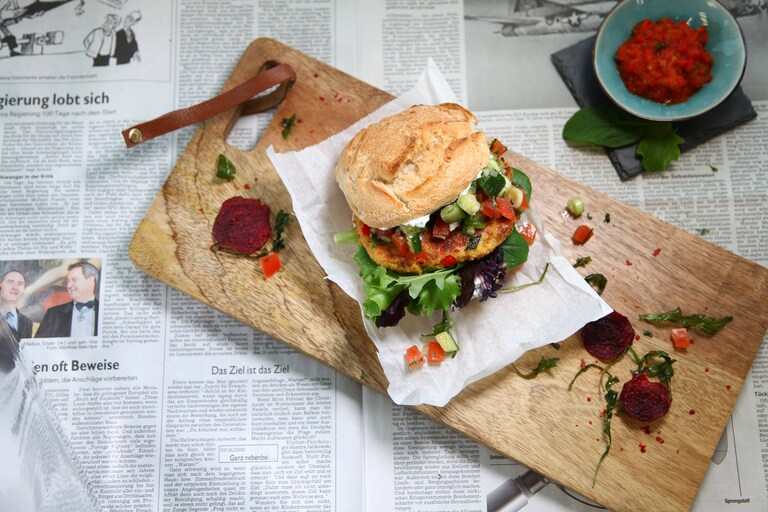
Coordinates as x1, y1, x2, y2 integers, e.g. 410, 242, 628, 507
466, 0, 767, 37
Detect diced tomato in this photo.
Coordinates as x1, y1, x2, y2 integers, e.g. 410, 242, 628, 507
481, 199, 502, 219
440, 255, 457, 267
572, 225, 593, 245
518, 222, 537, 244
424, 341, 445, 364
432, 217, 452, 239
405, 345, 425, 369
670, 328, 690, 349
414, 250, 428, 263
259, 252, 281, 278
391, 233, 409, 256
496, 197, 517, 221
490, 138, 508, 155
361, 223, 371, 237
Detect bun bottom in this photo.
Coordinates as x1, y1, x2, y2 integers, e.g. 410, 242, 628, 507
354, 214, 515, 274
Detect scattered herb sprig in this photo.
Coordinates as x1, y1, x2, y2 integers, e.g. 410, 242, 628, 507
563, 105, 684, 172
629, 349, 676, 390
584, 273, 607, 296
281, 114, 298, 139
573, 256, 592, 268
639, 307, 733, 335
216, 154, 236, 180
512, 357, 559, 379
257, 209, 291, 257
500, 263, 549, 293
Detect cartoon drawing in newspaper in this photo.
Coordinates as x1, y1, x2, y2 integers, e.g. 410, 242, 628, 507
0, 0, 83, 57
83, 12, 120, 66
113, 9, 139, 64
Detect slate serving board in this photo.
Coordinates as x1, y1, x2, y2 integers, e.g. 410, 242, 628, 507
129, 39, 768, 512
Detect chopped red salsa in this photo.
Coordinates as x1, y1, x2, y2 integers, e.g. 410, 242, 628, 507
615, 18, 713, 104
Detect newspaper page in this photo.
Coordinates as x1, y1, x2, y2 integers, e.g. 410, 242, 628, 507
0, 1, 365, 511
1, 0, 767, 511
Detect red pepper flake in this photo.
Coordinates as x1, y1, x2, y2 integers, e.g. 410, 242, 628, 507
639, 443, 647, 453
626, 259, 633, 266
587, 396, 592, 402
655, 436, 665, 444
652, 248, 661, 257
171, 233, 177, 240
635, 334, 640, 341
319, 96, 325, 101
642, 426, 652, 435
689, 409, 696, 415
309, 129, 315, 134
726, 384, 732, 391
198, 208, 204, 214
580, 358, 587, 368
313, 72, 319, 78
298, 118, 304, 124
599, 409, 607, 418
243, 183, 250, 190
588, 420, 593, 425
596, 438, 600, 442
704, 367, 710, 373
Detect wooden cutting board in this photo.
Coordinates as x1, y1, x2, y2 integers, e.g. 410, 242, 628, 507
129, 38, 768, 511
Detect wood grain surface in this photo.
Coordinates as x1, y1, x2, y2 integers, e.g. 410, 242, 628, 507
129, 39, 768, 511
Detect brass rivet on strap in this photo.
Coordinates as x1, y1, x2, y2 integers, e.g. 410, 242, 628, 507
128, 128, 143, 144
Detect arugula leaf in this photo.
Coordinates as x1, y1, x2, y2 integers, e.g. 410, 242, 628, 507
281, 114, 298, 139
499, 230, 529, 269
500, 262, 549, 293
563, 106, 649, 148
584, 273, 607, 296
512, 357, 559, 379
639, 307, 733, 335
637, 123, 684, 172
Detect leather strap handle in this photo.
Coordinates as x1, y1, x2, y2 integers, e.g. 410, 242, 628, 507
122, 62, 296, 148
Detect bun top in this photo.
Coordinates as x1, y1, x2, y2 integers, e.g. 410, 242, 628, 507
335, 103, 490, 228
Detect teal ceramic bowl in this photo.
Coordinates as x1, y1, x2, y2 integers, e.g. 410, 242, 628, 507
593, 0, 747, 121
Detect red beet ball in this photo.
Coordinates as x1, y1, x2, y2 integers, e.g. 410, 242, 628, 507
619, 373, 672, 422
212, 197, 272, 254
580, 311, 635, 362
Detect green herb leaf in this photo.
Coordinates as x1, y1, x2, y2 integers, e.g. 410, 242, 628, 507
500, 262, 549, 293
281, 114, 298, 139
563, 106, 650, 148
639, 307, 733, 335
585, 273, 607, 296
499, 230, 530, 269
512, 357, 559, 379
431, 311, 454, 336
637, 123, 684, 172
270, 210, 290, 253
510, 167, 533, 203
634, 350, 676, 390
573, 256, 592, 268
216, 154, 236, 180
593, 374, 619, 486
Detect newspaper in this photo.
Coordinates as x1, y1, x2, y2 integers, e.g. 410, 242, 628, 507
0, 0, 766, 511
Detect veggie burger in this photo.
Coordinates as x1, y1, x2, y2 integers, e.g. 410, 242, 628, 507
335, 103, 534, 336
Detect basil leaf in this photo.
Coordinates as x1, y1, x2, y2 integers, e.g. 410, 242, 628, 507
637, 123, 684, 172
563, 106, 650, 148
499, 230, 529, 269
510, 168, 532, 202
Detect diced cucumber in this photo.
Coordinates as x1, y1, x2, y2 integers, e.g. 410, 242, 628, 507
440, 203, 467, 223
457, 193, 481, 215
406, 233, 422, 254
486, 156, 501, 172
435, 331, 459, 353
400, 224, 425, 237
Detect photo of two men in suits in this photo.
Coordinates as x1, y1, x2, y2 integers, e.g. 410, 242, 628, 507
0, 259, 101, 342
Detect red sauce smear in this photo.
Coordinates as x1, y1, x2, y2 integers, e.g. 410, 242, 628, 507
615, 18, 713, 104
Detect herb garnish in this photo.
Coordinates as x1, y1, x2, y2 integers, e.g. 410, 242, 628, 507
629, 349, 676, 390
500, 263, 549, 293
639, 307, 733, 335
512, 357, 559, 379
563, 105, 684, 172
216, 154, 236, 180
573, 256, 592, 268
499, 230, 530, 269
584, 273, 607, 296
281, 114, 298, 139
603, 213, 611, 224
695, 228, 710, 236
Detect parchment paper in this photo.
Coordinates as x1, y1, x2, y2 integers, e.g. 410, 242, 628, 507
267, 61, 612, 406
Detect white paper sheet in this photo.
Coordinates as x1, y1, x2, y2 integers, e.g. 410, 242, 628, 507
267, 61, 612, 406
